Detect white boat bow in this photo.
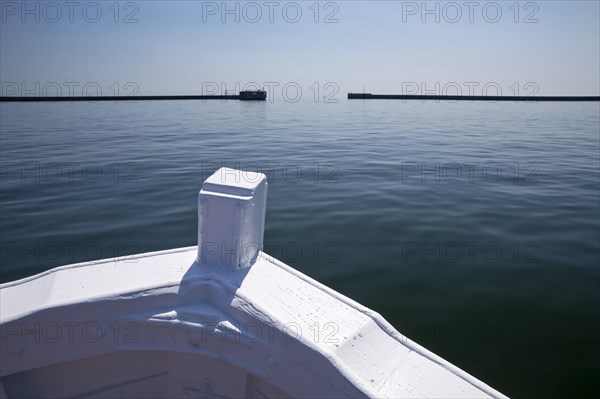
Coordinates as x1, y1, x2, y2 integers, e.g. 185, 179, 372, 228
0, 168, 507, 398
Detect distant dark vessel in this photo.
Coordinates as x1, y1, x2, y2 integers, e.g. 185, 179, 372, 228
239, 90, 267, 101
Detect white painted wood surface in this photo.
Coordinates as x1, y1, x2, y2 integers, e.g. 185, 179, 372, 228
0, 168, 507, 398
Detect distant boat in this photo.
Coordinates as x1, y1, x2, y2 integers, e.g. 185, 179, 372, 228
0, 168, 506, 398
239, 90, 267, 101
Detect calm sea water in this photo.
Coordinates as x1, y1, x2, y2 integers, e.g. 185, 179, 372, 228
1, 99, 599, 397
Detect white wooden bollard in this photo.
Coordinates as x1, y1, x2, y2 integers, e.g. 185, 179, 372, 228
197, 168, 268, 270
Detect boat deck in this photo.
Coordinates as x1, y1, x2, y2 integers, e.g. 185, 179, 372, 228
1, 246, 504, 398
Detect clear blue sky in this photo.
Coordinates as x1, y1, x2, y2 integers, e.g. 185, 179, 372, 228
1, 1, 599, 97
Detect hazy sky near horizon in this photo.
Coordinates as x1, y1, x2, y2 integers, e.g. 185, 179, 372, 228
1, 1, 599, 99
